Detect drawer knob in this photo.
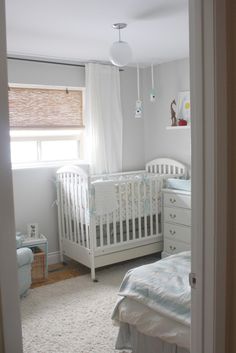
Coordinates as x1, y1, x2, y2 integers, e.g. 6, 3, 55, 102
169, 229, 176, 235
170, 213, 176, 219
169, 245, 176, 251
170, 198, 176, 204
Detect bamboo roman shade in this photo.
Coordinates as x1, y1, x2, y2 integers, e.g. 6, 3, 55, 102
8, 87, 84, 129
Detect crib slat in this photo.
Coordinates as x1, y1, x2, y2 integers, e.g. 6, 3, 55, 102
70, 173, 76, 243
71, 174, 77, 243
100, 216, 104, 248
78, 176, 85, 247
73, 174, 81, 244
119, 184, 123, 243
83, 179, 90, 248
144, 180, 148, 238
138, 181, 141, 239
156, 179, 160, 235
106, 213, 110, 246
150, 178, 153, 236
131, 181, 135, 240
113, 211, 117, 245
63, 174, 70, 240
59, 175, 66, 240
125, 182, 130, 242
68, 173, 73, 241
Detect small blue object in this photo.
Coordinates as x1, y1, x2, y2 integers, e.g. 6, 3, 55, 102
166, 178, 191, 192
150, 89, 156, 102
135, 100, 142, 118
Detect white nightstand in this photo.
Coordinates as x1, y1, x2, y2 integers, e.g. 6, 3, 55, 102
21, 234, 48, 277
162, 189, 191, 258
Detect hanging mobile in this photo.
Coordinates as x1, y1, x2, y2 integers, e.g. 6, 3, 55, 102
150, 63, 156, 102
135, 64, 142, 118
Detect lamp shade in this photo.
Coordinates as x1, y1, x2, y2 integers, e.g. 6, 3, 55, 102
109, 40, 132, 67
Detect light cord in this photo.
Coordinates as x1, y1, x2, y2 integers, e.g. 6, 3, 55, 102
137, 64, 140, 100
151, 64, 154, 90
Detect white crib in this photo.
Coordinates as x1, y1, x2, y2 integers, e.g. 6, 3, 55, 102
56, 158, 187, 280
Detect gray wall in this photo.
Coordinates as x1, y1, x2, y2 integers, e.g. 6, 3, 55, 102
143, 58, 191, 168
12, 167, 59, 255
9, 58, 190, 256
8, 60, 145, 256
120, 67, 145, 171
8, 59, 85, 87
8, 59, 86, 256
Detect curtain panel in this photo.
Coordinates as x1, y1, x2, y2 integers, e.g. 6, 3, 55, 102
85, 63, 123, 174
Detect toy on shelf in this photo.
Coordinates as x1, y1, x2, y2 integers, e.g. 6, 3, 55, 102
178, 119, 188, 126
170, 99, 177, 126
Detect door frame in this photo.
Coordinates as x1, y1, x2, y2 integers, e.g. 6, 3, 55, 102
0, 0, 23, 352
0, 0, 228, 352
190, 0, 227, 352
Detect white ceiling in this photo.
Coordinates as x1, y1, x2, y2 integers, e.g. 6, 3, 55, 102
5, 0, 189, 67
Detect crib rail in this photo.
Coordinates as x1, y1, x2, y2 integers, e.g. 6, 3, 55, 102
92, 176, 162, 254
146, 158, 187, 177
57, 166, 90, 252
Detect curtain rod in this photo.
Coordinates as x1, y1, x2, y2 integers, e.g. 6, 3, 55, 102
7, 56, 124, 71
7, 56, 85, 68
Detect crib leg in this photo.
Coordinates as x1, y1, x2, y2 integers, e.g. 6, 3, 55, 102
91, 266, 98, 282
60, 251, 64, 263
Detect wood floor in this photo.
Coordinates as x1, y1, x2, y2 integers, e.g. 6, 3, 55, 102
31, 260, 89, 288
31, 253, 160, 288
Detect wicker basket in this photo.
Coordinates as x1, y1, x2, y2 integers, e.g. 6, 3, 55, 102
31, 247, 46, 283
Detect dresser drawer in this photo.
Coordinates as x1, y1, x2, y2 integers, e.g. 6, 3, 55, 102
164, 222, 191, 244
164, 238, 191, 255
164, 206, 191, 226
164, 192, 191, 209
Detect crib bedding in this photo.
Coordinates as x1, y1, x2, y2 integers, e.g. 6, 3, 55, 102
112, 251, 191, 349
67, 172, 162, 225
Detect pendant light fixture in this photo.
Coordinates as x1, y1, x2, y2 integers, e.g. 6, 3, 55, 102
109, 23, 132, 67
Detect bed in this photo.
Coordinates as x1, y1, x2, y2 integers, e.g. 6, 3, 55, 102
56, 158, 187, 280
112, 251, 191, 353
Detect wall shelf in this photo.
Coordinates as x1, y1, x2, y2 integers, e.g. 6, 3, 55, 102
166, 126, 190, 130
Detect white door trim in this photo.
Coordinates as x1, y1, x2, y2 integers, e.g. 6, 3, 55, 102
0, 0, 23, 351
190, 0, 227, 352
0, 0, 228, 352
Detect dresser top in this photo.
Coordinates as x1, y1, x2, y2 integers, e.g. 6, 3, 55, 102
162, 188, 191, 196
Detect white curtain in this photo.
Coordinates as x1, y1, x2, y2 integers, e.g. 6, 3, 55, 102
85, 63, 123, 174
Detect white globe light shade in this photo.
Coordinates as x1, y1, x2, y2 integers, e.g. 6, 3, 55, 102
109, 41, 132, 67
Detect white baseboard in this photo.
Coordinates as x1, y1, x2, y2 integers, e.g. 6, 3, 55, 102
48, 251, 61, 265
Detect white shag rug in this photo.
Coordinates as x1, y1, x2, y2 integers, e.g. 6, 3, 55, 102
21, 256, 157, 353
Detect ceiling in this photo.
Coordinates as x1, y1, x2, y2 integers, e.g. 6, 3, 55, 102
5, 0, 189, 67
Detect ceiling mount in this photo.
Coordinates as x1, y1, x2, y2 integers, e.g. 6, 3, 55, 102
112, 23, 127, 30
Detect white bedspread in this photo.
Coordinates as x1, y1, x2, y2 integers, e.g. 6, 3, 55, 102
112, 252, 191, 349
113, 298, 190, 349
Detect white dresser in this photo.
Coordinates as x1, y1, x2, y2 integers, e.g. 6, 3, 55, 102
162, 188, 191, 258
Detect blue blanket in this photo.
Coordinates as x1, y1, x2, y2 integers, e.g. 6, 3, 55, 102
113, 252, 191, 326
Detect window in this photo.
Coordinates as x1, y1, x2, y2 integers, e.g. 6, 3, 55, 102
8, 84, 85, 167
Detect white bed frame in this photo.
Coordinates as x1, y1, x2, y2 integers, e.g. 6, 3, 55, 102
56, 158, 187, 280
